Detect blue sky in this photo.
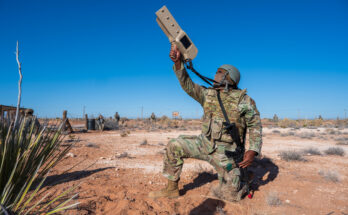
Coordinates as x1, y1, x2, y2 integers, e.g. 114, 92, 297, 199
1, 0, 347, 119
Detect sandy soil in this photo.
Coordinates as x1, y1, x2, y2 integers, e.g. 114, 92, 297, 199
44, 127, 348, 215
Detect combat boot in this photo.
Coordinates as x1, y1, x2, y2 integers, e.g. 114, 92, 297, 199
148, 179, 179, 198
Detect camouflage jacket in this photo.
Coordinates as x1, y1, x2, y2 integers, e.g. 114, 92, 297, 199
173, 63, 262, 154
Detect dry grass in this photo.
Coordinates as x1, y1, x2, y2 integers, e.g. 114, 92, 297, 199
140, 139, 148, 146
336, 141, 348, 145
266, 192, 282, 206
298, 132, 316, 139
318, 170, 340, 182
117, 152, 131, 159
120, 131, 129, 137
302, 147, 321, 155
279, 150, 306, 161
324, 147, 345, 156
86, 142, 99, 148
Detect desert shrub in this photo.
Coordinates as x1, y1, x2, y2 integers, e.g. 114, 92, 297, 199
298, 132, 316, 139
302, 147, 321, 155
140, 139, 148, 145
120, 131, 128, 137
336, 141, 348, 145
308, 119, 323, 127
326, 129, 336, 135
324, 147, 345, 156
280, 131, 295, 137
0, 119, 78, 214
266, 192, 282, 206
279, 150, 306, 161
318, 170, 340, 182
86, 142, 99, 148
272, 130, 280, 134
117, 152, 131, 158
278, 118, 297, 128
288, 131, 295, 136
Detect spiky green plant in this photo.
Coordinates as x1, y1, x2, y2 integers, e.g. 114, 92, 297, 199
0, 118, 78, 214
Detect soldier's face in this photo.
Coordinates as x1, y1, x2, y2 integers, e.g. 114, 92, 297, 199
214, 69, 228, 83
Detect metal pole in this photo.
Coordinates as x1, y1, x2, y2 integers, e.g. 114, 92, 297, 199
83, 106, 85, 118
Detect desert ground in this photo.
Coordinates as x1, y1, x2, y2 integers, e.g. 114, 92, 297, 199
42, 120, 348, 215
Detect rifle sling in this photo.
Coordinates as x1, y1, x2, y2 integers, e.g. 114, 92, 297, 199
216, 90, 243, 150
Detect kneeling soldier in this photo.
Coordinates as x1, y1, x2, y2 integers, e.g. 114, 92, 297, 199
148, 44, 262, 201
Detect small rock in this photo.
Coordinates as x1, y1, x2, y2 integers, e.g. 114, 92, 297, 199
285, 199, 290, 203
149, 181, 153, 185
293, 189, 298, 194
66, 152, 76, 158
115, 168, 120, 171
100, 157, 106, 160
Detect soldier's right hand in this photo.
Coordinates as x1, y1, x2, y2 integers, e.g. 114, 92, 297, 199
169, 43, 181, 63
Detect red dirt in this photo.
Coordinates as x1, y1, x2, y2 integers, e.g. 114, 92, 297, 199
44, 127, 348, 215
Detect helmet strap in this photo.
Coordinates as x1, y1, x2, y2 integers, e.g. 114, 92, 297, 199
224, 81, 229, 92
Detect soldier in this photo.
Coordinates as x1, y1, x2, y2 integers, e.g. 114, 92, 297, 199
24, 109, 40, 133
150, 112, 156, 127
114, 112, 120, 129
148, 44, 262, 201
97, 114, 105, 131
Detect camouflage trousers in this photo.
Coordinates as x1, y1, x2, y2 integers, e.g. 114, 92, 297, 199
163, 134, 245, 192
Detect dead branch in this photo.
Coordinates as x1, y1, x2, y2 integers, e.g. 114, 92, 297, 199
14, 41, 22, 126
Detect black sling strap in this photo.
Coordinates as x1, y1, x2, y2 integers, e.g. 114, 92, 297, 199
216, 91, 244, 154
184, 60, 218, 87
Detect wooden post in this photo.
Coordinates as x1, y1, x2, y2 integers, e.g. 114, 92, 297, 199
62, 110, 73, 133
85, 114, 88, 130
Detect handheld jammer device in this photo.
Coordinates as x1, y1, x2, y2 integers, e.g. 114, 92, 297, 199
156, 5, 198, 61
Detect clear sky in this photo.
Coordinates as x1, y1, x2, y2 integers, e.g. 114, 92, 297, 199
1, 0, 347, 119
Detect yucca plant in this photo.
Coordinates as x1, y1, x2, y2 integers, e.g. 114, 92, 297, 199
0, 117, 78, 214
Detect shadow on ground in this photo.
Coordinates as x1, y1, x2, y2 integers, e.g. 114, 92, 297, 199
248, 157, 279, 191
189, 198, 226, 215
181, 172, 218, 195
187, 157, 278, 214
43, 167, 113, 188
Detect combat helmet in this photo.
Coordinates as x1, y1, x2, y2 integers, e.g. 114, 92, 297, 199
218, 64, 240, 86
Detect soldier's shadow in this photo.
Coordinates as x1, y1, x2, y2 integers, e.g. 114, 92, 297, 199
180, 172, 218, 196
189, 198, 225, 215
181, 157, 279, 196
248, 157, 279, 191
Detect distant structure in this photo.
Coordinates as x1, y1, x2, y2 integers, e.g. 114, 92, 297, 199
273, 114, 279, 122
318, 115, 323, 120
172, 111, 179, 120
0, 105, 30, 121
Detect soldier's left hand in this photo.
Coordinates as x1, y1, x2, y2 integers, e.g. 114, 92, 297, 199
238, 150, 257, 168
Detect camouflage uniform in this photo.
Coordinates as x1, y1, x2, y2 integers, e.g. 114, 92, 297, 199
114, 112, 120, 128
163, 63, 262, 195
97, 115, 105, 131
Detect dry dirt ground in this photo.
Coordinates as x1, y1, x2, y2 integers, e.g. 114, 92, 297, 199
45, 126, 348, 215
